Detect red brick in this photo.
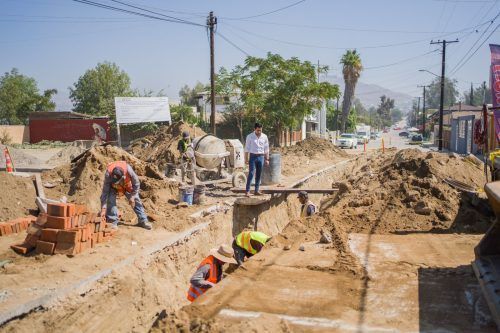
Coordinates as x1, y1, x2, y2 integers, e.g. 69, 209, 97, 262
45, 216, 70, 229
91, 233, 97, 247
97, 231, 104, 243
80, 241, 89, 253
54, 241, 79, 255
40, 229, 59, 243
11, 244, 30, 255
27, 223, 42, 236
0, 225, 5, 236
57, 230, 80, 243
24, 234, 40, 248
35, 240, 55, 255
47, 203, 68, 217
79, 227, 88, 242
66, 204, 76, 217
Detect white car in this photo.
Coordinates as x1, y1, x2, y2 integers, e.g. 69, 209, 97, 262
336, 133, 358, 149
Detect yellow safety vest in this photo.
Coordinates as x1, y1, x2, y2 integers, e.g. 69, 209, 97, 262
235, 231, 270, 255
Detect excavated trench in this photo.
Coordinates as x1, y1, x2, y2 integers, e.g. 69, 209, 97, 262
0, 158, 358, 333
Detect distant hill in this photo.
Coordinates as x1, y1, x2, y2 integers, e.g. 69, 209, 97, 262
325, 75, 413, 111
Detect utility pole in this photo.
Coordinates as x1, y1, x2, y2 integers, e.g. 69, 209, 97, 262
418, 85, 430, 138
470, 82, 474, 106
483, 81, 487, 104
430, 39, 458, 151
416, 97, 421, 127
207, 11, 217, 135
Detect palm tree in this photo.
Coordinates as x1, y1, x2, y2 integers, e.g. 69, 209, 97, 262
340, 50, 363, 132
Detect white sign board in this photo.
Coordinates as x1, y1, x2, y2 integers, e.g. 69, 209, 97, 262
114, 97, 171, 124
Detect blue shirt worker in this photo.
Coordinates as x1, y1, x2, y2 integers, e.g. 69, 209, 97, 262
100, 161, 152, 230
244, 123, 270, 197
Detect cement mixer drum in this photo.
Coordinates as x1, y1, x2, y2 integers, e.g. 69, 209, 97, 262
192, 135, 230, 170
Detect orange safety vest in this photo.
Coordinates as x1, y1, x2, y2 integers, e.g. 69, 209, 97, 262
107, 161, 133, 195
187, 255, 220, 302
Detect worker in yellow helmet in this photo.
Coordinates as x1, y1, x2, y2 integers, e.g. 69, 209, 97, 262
232, 230, 271, 266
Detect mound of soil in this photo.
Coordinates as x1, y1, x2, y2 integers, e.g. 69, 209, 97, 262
0, 172, 37, 222
276, 137, 349, 176
327, 148, 491, 234
47, 144, 89, 166
41, 145, 186, 230
131, 122, 206, 170
0, 144, 43, 167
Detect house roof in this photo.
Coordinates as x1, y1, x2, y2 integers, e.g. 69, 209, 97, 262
29, 111, 109, 120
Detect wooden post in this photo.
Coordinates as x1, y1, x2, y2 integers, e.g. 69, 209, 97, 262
116, 124, 122, 148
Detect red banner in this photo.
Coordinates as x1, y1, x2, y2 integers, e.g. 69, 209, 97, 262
491, 44, 500, 109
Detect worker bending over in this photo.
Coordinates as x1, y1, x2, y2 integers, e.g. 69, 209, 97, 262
232, 230, 271, 266
187, 244, 237, 302
100, 161, 152, 230
298, 191, 317, 217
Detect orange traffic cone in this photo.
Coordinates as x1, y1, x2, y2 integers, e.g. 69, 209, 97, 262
4, 148, 13, 173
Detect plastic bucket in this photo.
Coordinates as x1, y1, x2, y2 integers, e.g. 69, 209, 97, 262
261, 152, 282, 185
179, 186, 194, 205
193, 185, 206, 205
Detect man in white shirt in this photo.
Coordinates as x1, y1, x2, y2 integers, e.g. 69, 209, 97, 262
244, 123, 270, 196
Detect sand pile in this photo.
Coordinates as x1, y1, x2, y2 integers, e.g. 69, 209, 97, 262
0, 144, 43, 167
0, 172, 37, 222
41, 145, 188, 230
276, 137, 349, 176
131, 122, 206, 170
47, 144, 89, 166
326, 148, 491, 234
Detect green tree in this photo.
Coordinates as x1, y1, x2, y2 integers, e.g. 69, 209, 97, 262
390, 108, 403, 124
463, 84, 492, 106
179, 82, 207, 106
340, 50, 363, 132
171, 104, 198, 124
376, 95, 395, 128
426, 77, 459, 109
0, 68, 57, 125
69, 62, 133, 116
236, 53, 340, 143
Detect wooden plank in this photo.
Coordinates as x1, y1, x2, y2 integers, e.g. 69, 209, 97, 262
34, 174, 45, 199
230, 188, 338, 194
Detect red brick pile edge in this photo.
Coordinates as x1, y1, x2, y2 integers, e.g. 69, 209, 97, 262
0, 216, 36, 236
10, 203, 117, 256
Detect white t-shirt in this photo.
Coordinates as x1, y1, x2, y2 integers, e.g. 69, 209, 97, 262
245, 131, 270, 155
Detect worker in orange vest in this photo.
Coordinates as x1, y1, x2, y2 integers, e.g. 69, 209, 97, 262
187, 244, 237, 302
100, 161, 152, 230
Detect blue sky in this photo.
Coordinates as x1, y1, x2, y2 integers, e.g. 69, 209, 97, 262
1, 0, 499, 110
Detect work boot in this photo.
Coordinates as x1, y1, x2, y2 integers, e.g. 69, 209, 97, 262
137, 220, 152, 230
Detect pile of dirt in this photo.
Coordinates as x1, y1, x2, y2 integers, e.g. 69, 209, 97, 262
46, 144, 89, 166
41, 145, 190, 231
0, 172, 37, 222
276, 137, 349, 176
0, 144, 44, 167
326, 148, 492, 234
130, 122, 206, 170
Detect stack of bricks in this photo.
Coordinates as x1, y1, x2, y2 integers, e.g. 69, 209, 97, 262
0, 216, 36, 236
10, 202, 117, 255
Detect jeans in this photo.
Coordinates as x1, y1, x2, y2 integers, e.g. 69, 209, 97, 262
106, 190, 148, 225
246, 154, 264, 193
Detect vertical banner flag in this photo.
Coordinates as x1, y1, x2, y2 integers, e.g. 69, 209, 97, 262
490, 44, 500, 142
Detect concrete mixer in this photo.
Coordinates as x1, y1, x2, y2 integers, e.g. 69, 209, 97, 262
187, 134, 247, 187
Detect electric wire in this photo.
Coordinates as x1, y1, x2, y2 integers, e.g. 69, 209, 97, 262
221, 0, 307, 20
216, 32, 251, 56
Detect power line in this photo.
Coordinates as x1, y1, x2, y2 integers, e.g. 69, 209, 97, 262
70, 0, 205, 27
450, 23, 499, 74
364, 50, 439, 70
222, 0, 307, 20
107, 0, 201, 26
221, 20, 486, 50
216, 31, 251, 56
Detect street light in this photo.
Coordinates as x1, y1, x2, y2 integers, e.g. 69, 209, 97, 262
418, 69, 439, 78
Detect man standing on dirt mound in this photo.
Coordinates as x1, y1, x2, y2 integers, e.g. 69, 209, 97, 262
244, 123, 270, 197
187, 244, 237, 302
100, 161, 152, 230
232, 230, 271, 266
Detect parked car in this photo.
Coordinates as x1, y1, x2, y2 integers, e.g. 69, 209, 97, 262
411, 134, 423, 142
383, 128, 389, 133
370, 133, 377, 140
336, 133, 358, 149
399, 131, 409, 137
